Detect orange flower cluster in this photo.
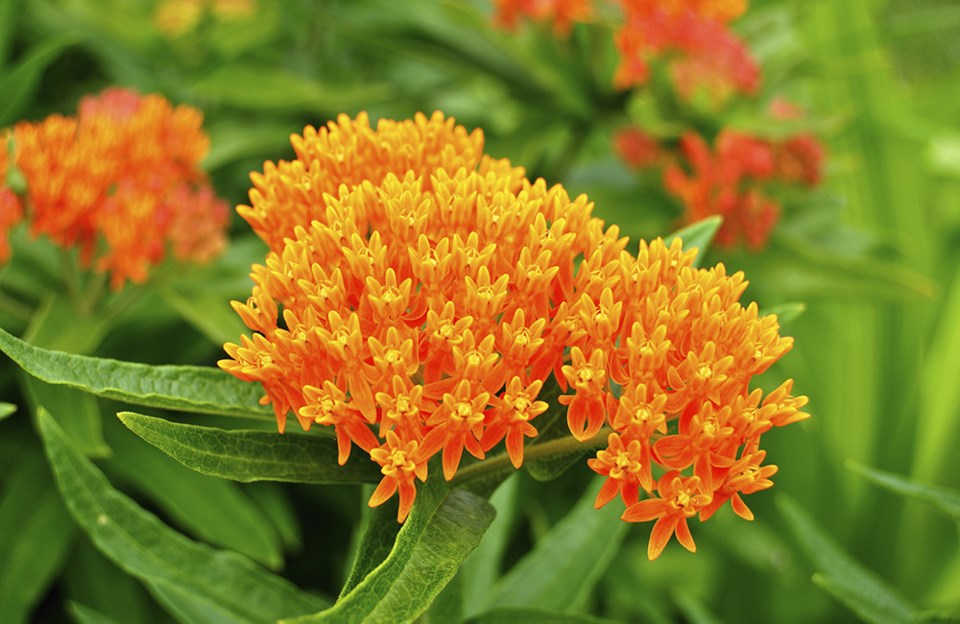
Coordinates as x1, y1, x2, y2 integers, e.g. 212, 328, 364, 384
0, 135, 23, 262
221, 113, 806, 559
493, 0, 757, 102
662, 129, 824, 248
0, 88, 229, 287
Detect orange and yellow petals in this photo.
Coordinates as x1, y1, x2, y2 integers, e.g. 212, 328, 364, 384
560, 347, 609, 441
7, 88, 225, 286
0, 147, 23, 262
480, 377, 548, 468
588, 433, 645, 508
369, 431, 428, 522
493, 0, 593, 35
421, 381, 490, 480
622, 471, 712, 560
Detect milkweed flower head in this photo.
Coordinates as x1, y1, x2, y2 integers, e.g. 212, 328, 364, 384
0, 133, 24, 262
220, 113, 807, 557
0, 88, 229, 287
154, 0, 257, 36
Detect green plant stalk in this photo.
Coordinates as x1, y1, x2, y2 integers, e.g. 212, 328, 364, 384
451, 426, 610, 488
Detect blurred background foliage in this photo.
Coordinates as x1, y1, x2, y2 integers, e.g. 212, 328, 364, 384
1, 0, 959, 622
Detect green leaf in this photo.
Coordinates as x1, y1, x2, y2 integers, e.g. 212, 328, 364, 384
284, 480, 496, 624
847, 461, 960, 522
663, 216, 723, 267
483, 476, 628, 613
760, 302, 807, 326
157, 285, 248, 347
0, 402, 14, 420
245, 483, 304, 553
68, 602, 126, 624
188, 65, 390, 113
106, 422, 284, 569
339, 497, 402, 598
0, 326, 271, 419
0, 0, 19, 67
671, 589, 724, 624
466, 608, 618, 624
462, 476, 519, 617
118, 412, 380, 484
0, 35, 79, 125
777, 495, 917, 624
0, 455, 77, 624
37, 409, 328, 623
524, 377, 583, 482
203, 120, 297, 171
419, 569, 463, 624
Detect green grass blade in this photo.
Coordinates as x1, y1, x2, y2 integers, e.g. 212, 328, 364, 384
0, 35, 79, 125
777, 495, 917, 624
847, 461, 960, 522
117, 412, 380, 484
37, 409, 328, 623
285, 480, 496, 624
0, 326, 271, 419
483, 476, 627, 613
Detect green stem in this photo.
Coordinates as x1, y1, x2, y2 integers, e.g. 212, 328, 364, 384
451, 426, 612, 488
59, 249, 81, 305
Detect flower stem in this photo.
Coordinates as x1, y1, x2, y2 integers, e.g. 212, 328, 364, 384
450, 426, 612, 488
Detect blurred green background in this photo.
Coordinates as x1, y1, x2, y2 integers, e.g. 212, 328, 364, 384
1, 0, 959, 622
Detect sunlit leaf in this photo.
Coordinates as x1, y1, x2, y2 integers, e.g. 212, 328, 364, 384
284, 480, 495, 624
0, 402, 14, 420
777, 495, 917, 624
0, 326, 271, 419
761, 302, 807, 326
37, 409, 328, 623
118, 412, 379, 484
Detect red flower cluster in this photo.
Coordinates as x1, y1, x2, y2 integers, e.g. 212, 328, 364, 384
0, 88, 229, 287
662, 129, 824, 248
221, 112, 808, 560
493, 0, 757, 102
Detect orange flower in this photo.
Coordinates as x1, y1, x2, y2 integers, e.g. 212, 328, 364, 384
0, 132, 24, 262
493, 0, 594, 35
5, 88, 228, 287
221, 112, 807, 547
221, 112, 610, 517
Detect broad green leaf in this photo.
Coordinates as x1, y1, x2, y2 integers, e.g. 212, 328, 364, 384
118, 412, 379, 484
419, 569, 463, 624
466, 608, 618, 624
847, 461, 960, 522
37, 409, 328, 623
68, 602, 125, 624
0, 402, 14, 420
761, 302, 807, 326
483, 476, 628, 613
0, 326, 271, 419
462, 475, 519, 617
0, 455, 77, 624
64, 539, 155, 624
0, 35, 79, 125
663, 216, 723, 267
284, 480, 496, 624
188, 65, 390, 112
777, 495, 917, 624
24, 294, 112, 355
106, 422, 283, 569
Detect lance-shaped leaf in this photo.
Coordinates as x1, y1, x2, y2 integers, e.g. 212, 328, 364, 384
37, 409, 328, 623
777, 495, 918, 624
118, 412, 380, 484
0, 327, 270, 419
847, 461, 960, 523
483, 476, 627, 613
664, 216, 723, 268
466, 608, 619, 623
0, 402, 14, 420
284, 479, 496, 624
